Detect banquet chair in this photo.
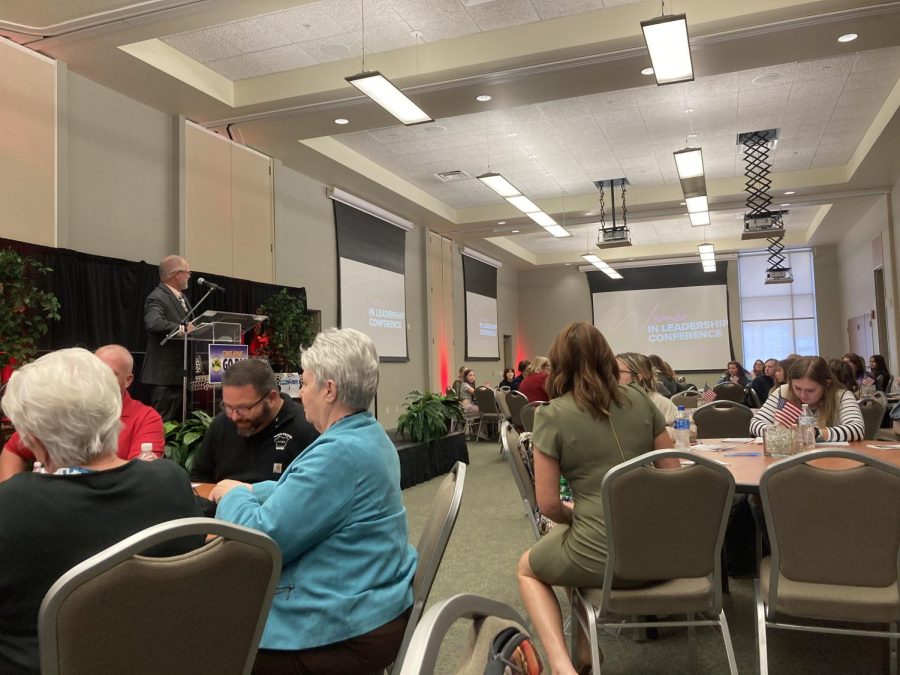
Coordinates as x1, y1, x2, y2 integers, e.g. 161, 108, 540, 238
859, 396, 887, 440
756, 450, 900, 675
474, 386, 502, 440
713, 382, 745, 403
571, 450, 738, 675
390, 461, 467, 675
520, 401, 544, 433
500, 422, 542, 540
495, 387, 512, 422
746, 386, 762, 408
398, 594, 532, 675
39, 518, 280, 675
507, 390, 529, 429
672, 390, 702, 409
693, 400, 753, 438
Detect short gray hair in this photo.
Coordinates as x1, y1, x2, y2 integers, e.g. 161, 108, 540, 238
301, 328, 379, 411
2, 348, 121, 467
94, 344, 133, 372
159, 255, 186, 281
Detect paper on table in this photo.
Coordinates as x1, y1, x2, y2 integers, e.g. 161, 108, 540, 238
817, 441, 849, 447
866, 443, 900, 450
680, 457, 729, 466
722, 437, 753, 442
692, 443, 730, 451
191, 482, 201, 488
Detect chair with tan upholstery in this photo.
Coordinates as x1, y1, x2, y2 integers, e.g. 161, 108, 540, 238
571, 450, 738, 675
474, 386, 502, 440
859, 396, 887, 440
693, 400, 753, 438
500, 421, 541, 540
398, 594, 533, 675
507, 390, 529, 429
672, 390, 702, 409
391, 461, 467, 674
39, 518, 280, 675
520, 401, 544, 433
756, 450, 900, 675
495, 387, 512, 422
713, 382, 745, 403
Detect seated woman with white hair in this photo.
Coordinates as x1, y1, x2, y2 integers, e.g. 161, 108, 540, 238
0, 348, 201, 674
211, 328, 417, 675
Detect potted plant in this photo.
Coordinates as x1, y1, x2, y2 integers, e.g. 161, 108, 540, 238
0, 249, 61, 371
257, 289, 315, 372
163, 410, 213, 472
396, 390, 464, 443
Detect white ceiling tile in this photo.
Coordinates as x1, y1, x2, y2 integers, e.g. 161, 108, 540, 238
464, 0, 541, 31
208, 15, 293, 54
408, 10, 480, 41
163, 29, 243, 63
252, 44, 318, 71
851, 46, 900, 73
298, 33, 363, 63
532, 0, 606, 20
362, 21, 420, 53
275, 7, 346, 43
206, 54, 271, 80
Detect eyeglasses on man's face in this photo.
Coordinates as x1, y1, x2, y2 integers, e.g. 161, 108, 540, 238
220, 392, 269, 417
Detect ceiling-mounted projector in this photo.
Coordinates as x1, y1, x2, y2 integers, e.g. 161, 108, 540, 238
742, 210, 787, 240
765, 267, 794, 284
597, 227, 632, 248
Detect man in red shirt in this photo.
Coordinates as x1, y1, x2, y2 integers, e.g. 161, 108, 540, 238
0, 345, 164, 480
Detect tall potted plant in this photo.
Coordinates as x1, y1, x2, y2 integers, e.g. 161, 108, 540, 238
257, 289, 315, 372
0, 249, 61, 372
396, 391, 465, 443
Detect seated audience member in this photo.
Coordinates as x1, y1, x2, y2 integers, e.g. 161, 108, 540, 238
511, 359, 531, 391
616, 352, 677, 427
648, 354, 683, 396
516, 323, 677, 673
498, 367, 516, 389
518, 356, 551, 402
750, 358, 778, 405
842, 352, 867, 384
719, 360, 750, 387
451, 366, 466, 396
828, 358, 859, 398
868, 354, 892, 393
190, 359, 318, 484
774, 356, 797, 389
749, 356, 864, 442
459, 368, 480, 413
752, 359, 765, 378
211, 328, 416, 675
0, 348, 201, 674
0, 344, 164, 482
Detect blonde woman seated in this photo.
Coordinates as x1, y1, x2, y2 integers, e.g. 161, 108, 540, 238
617, 352, 678, 428
516, 322, 678, 675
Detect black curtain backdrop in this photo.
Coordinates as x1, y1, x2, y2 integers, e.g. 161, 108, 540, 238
1, 238, 306, 358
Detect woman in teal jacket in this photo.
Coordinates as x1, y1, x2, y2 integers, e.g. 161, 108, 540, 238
212, 328, 417, 674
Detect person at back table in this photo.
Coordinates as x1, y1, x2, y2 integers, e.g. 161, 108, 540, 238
141, 254, 195, 421
190, 358, 318, 485
617, 351, 678, 429
518, 356, 551, 402
0, 344, 164, 481
719, 360, 750, 387
0, 348, 201, 674
749, 358, 778, 405
498, 367, 516, 389
868, 354, 892, 393
511, 359, 531, 392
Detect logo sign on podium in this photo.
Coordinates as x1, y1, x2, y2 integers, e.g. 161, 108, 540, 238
208, 344, 249, 384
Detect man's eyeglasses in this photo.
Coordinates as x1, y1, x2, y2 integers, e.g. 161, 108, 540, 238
175, 269, 191, 276
220, 392, 268, 417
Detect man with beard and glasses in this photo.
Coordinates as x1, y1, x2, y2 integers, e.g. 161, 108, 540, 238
190, 359, 318, 486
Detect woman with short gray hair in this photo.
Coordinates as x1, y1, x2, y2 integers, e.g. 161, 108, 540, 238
212, 328, 417, 675
0, 348, 201, 674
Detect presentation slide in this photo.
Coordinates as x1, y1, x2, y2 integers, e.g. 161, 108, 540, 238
466, 291, 499, 359
593, 285, 730, 371
340, 257, 407, 359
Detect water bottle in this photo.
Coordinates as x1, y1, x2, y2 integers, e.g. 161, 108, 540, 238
137, 442, 157, 461
797, 404, 816, 453
32, 461, 48, 474
673, 406, 691, 450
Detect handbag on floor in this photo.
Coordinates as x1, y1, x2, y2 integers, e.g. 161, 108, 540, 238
484, 625, 543, 675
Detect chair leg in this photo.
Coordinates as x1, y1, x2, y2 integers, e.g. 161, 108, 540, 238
687, 612, 697, 673
890, 621, 897, 675
718, 609, 739, 675
754, 579, 769, 675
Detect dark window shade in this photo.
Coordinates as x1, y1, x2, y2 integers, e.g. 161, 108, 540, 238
333, 201, 405, 275
462, 255, 498, 298
587, 261, 728, 293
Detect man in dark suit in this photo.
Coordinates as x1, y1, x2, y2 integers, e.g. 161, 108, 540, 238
141, 255, 194, 421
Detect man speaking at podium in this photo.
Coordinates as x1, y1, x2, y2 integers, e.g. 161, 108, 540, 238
141, 255, 194, 422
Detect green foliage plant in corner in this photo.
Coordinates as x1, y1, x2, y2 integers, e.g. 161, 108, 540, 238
164, 410, 213, 473
397, 391, 464, 443
257, 289, 315, 372
0, 250, 61, 370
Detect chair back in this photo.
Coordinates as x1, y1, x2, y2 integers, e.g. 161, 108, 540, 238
692, 400, 753, 438
393, 462, 466, 673
759, 450, 900, 596
745, 386, 762, 408
671, 390, 701, 409
598, 451, 735, 614
494, 388, 512, 421
858, 396, 886, 440
506, 390, 529, 428
520, 401, 544, 432
500, 422, 540, 540
445, 386, 456, 397
39, 518, 280, 675
474, 386, 499, 417
398, 594, 530, 675
713, 382, 745, 402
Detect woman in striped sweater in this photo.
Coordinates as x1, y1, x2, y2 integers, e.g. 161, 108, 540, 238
749, 356, 864, 442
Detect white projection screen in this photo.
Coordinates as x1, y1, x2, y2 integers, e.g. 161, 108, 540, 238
589, 264, 731, 372
462, 254, 500, 360
333, 200, 408, 361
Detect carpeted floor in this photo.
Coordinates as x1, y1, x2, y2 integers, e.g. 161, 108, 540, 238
402, 439, 892, 674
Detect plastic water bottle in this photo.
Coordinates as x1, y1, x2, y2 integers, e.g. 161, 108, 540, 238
137, 443, 157, 461
32, 461, 48, 474
673, 406, 691, 450
797, 404, 816, 452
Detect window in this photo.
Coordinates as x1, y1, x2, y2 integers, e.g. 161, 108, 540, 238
738, 250, 818, 363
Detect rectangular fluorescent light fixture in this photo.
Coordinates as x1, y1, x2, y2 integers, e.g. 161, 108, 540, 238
702, 262, 716, 272
506, 195, 541, 213
346, 71, 433, 125
543, 224, 573, 238
641, 14, 694, 85
477, 172, 521, 198
582, 254, 622, 278
689, 211, 710, 226
674, 147, 704, 179
699, 243, 716, 272
527, 211, 557, 227
685, 195, 709, 213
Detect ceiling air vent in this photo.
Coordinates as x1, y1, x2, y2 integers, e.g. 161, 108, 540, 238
435, 170, 473, 183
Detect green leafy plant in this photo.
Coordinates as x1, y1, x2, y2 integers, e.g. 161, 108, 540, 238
397, 391, 465, 443
164, 410, 213, 472
257, 289, 315, 372
0, 250, 61, 369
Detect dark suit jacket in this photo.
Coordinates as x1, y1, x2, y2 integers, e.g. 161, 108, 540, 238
141, 283, 192, 386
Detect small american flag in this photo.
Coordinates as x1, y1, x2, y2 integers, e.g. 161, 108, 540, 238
773, 396, 802, 427
863, 374, 875, 386
701, 384, 717, 403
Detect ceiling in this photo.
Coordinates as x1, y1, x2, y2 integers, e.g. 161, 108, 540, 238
3, 0, 900, 270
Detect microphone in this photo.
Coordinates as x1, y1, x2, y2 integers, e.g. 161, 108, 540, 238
197, 277, 224, 292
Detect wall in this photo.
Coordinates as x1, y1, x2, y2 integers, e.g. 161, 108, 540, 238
812, 245, 843, 360
517, 266, 591, 364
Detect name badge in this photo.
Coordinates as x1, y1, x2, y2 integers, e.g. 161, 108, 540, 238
273, 463, 283, 474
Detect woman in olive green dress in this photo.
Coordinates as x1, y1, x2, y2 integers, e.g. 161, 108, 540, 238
516, 322, 677, 675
